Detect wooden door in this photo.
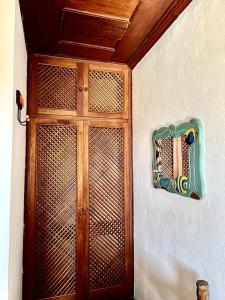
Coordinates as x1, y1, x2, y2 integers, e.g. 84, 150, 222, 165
83, 120, 133, 300
28, 55, 84, 116
24, 55, 133, 300
24, 118, 84, 300
28, 55, 130, 120
24, 118, 132, 300
83, 64, 130, 119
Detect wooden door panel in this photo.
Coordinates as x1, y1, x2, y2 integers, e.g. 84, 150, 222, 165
29, 55, 130, 120
84, 64, 130, 119
24, 118, 83, 300
84, 121, 133, 300
28, 56, 83, 116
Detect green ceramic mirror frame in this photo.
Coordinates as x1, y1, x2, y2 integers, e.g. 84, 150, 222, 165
152, 118, 205, 199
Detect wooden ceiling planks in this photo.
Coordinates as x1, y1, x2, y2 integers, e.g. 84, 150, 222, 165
34, 0, 64, 53
111, 0, 175, 62
64, 0, 139, 19
61, 9, 129, 48
127, 0, 193, 68
19, 0, 192, 68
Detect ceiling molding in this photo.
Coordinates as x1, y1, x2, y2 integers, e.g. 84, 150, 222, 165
128, 0, 193, 68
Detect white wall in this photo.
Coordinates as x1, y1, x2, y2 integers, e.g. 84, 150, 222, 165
9, 0, 27, 299
132, 1, 225, 299
0, 0, 16, 299
0, 0, 27, 299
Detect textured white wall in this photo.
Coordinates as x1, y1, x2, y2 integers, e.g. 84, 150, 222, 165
9, 0, 27, 299
0, 0, 16, 299
0, 0, 27, 299
132, 1, 225, 299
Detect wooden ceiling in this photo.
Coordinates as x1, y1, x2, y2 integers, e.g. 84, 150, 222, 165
20, 0, 192, 68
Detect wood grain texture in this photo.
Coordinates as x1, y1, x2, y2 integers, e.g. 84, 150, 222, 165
34, 0, 64, 53
28, 55, 81, 116
24, 56, 133, 300
34, 121, 78, 299
20, 0, 192, 65
128, 0, 193, 68
28, 55, 130, 120
58, 41, 114, 61
84, 63, 130, 119
61, 9, 129, 48
30, 54, 130, 71
87, 120, 133, 300
112, 0, 175, 62
173, 136, 183, 179
23, 120, 36, 300
64, 0, 139, 19
23, 119, 82, 300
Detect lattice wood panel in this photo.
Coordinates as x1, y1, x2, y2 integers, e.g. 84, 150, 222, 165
89, 127, 125, 290
161, 138, 173, 178
89, 70, 124, 113
37, 63, 78, 110
35, 124, 77, 299
182, 138, 190, 177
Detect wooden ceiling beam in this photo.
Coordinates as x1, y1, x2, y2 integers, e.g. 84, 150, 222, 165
58, 41, 114, 61
128, 0, 193, 68
61, 9, 129, 48
112, 0, 175, 63
64, 0, 139, 20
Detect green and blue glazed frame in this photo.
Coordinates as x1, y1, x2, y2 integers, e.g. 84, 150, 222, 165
152, 118, 205, 199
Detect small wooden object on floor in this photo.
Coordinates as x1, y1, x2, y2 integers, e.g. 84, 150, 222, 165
196, 280, 209, 300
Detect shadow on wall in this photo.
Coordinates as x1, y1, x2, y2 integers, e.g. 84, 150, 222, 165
135, 251, 198, 300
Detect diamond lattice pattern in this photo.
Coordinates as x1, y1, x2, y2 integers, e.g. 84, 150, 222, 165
161, 138, 173, 178
89, 127, 125, 290
37, 63, 78, 110
35, 124, 77, 299
89, 70, 124, 113
182, 138, 190, 177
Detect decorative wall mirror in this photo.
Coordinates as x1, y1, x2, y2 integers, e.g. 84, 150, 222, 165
152, 118, 205, 199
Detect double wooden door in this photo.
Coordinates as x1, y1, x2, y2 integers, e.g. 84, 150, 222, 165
23, 55, 133, 300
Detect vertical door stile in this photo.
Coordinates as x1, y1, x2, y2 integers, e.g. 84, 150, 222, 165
77, 63, 84, 116
83, 64, 90, 117
82, 120, 91, 299
123, 68, 131, 120
23, 119, 37, 300
76, 120, 84, 299
123, 121, 133, 292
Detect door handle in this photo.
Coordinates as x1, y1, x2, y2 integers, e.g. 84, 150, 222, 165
78, 87, 88, 92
